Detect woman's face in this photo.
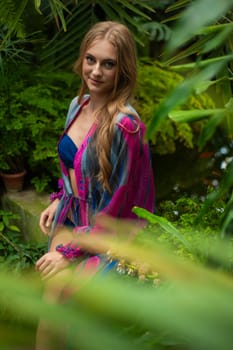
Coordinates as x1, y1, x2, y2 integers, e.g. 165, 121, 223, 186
82, 39, 117, 97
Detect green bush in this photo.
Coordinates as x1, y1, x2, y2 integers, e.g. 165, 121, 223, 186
19, 70, 79, 192
133, 195, 233, 273
135, 59, 216, 154
0, 64, 80, 192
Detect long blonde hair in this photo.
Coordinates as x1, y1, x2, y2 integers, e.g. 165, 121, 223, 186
73, 21, 137, 192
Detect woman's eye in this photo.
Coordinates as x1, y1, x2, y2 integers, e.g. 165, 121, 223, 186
86, 56, 95, 64
103, 61, 115, 69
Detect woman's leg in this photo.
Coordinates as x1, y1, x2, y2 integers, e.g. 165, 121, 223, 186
35, 226, 74, 350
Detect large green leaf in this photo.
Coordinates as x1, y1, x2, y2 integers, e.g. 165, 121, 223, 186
168, 108, 225, 123
132, 206, 191, 250
146, 56, 232, 139
166, 0, 233, 53
1, 226, 233, 349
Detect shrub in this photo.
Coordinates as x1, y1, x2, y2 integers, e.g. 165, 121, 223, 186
135, 59, 215, 154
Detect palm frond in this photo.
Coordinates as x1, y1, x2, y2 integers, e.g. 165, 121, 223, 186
40, 0, 154, 70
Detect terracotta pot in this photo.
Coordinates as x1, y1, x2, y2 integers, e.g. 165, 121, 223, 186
0, 170, 26, 192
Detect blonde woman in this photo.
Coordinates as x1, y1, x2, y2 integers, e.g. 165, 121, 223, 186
35, 20, 155, 350
36, 21, 155, 279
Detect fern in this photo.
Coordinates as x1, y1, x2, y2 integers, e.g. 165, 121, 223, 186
139, 21, 171, 42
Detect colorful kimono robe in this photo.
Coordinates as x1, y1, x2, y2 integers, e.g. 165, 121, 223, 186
51, 95, 155, 271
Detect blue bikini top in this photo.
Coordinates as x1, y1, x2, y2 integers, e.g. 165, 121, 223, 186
58, 134, 78, 169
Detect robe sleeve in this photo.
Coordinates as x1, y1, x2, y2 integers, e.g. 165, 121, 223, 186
56, 115, 155, 259
49, 178, 64, 202
75, 115, 155, 235
102, 116, 155, 216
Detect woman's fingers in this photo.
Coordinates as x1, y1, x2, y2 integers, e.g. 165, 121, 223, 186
35, 252, 70, 280
39, 214, 50, 234
39, 200, 60, 234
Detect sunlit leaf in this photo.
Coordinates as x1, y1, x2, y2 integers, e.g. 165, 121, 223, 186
202, 25, 233, 54
8, 225, 20, 232
132, 206, 191, 250
169, 109, 225, 123
146, 58, 229, 139
166, 0, 233, 53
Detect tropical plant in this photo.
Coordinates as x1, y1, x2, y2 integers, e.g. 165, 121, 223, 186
36, 0, 154, 69
0, 64, 30, 173
0, 65, 79, 191
0, 2, 37, 174
0, 215, 233, 350
149, 0, 233, 143
143, 0, 233, 233
136, 58, 216, 154
19, 69, 79, 192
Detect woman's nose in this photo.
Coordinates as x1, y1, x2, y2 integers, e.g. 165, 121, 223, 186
92, 62, 102, 76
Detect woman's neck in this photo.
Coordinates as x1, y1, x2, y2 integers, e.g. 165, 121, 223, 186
87, 96, 106, 113
81, 95, 106, 122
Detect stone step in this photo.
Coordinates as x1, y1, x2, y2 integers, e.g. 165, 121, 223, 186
1, 189, 49, 242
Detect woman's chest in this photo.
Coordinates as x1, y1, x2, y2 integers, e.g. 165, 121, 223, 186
67, 107, 97, 148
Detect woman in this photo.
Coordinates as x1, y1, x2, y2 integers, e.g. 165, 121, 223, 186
35, 20, 155, 350
36, 20, 155, 283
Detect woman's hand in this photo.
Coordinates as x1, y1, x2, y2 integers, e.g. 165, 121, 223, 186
35, 251, 70, 280
39, 199, 60, 234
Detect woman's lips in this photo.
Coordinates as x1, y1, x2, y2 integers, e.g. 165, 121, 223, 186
89, 77, 103, 85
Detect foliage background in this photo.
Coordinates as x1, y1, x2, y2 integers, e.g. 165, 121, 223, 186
1, 0, 232, 196
0, 1, 233, 349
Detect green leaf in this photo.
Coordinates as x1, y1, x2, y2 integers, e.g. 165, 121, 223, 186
167, 0, 233, 53
169, 109, 225, 123
220, 191, 233, 237
195, 160, 233, 225
197, 113, 226, 150
132, 207, 191, 250
146, 58, 229, 139
34, 0, 42, 14
170, 55, 233, 72
8, 225, 20, 232
202, 25, 233, 54
0, 222, 4, 232
224, 98, 233, 138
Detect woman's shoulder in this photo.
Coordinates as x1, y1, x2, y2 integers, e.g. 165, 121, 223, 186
115, 108, 144, 134
65, 95, 90, 127
69, 94, 90, 110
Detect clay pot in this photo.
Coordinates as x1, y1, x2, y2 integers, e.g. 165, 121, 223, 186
0, 170, 26, 192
